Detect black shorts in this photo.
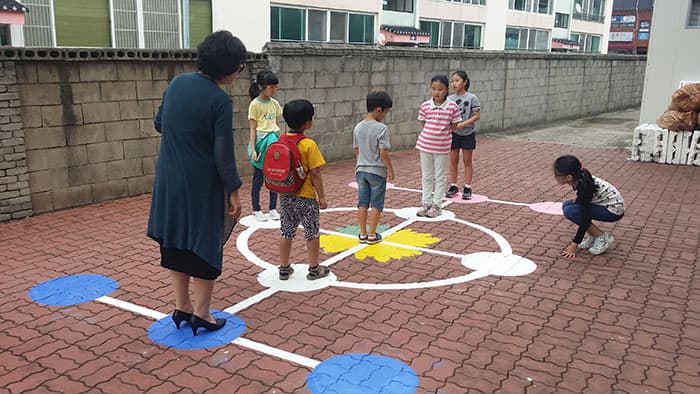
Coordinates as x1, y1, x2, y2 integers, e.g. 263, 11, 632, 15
451, 133, 476, 150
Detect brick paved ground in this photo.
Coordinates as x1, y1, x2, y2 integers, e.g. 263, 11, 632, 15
1, 137, 699, 393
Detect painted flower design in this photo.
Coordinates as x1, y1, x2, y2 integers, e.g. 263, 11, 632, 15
320, 225, 440, 263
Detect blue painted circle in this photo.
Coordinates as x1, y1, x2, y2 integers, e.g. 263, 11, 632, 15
29, 274, 118, 306
147, 310, 246, 350
307, 353, 419, 394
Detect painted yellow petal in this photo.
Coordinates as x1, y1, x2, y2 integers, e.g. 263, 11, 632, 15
385, 229, 440, 248
320, 234, 357, 253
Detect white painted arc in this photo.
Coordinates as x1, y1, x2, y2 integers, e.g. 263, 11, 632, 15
237, 225, 276, 270
485, 199, 530, 207
331, 270, 492, 290
450, 217, 513, 255
223, 288, 279, 315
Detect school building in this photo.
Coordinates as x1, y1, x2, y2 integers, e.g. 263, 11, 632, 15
12, 1, 612, 54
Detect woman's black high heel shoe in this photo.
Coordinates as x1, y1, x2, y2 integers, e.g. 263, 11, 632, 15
190, 314, 226, 336
172, 310, 194, 329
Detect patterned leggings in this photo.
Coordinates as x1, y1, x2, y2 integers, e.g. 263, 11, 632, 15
279, 195, 320, 240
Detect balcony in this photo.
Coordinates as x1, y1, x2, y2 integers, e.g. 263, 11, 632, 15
573, 11, 605, 23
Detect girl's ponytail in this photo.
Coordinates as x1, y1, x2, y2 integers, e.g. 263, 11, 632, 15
579, 167, 595, 198
249, 70, 279, 100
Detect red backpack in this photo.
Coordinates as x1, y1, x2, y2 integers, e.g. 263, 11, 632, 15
263, 133, 307, 194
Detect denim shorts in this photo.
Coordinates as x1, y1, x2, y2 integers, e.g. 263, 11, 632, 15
451, 133, 476, 150
356, 171, 387, 211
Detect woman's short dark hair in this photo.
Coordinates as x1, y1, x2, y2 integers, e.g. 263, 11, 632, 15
196, 31, 247, 81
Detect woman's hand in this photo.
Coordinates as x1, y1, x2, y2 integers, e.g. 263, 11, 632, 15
228, 191, 242, 220
560, 242, 577, 259
251, 150, 259, 161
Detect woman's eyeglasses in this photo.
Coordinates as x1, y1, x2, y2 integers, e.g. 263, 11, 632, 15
237, 64, 246, 73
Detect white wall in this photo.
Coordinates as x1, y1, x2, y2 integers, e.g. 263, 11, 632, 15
212, 0, 270, 52
482, 1, 507, 50
640, 1, 700, 124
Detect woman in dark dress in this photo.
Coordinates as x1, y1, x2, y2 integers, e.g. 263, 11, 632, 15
147, 31, 246, 335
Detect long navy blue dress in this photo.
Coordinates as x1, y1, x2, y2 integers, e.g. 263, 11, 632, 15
147, 73, 242, 279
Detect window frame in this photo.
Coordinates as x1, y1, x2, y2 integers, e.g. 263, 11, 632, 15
505, 25, 550, 51
688, 0, 700, 28
554, 13, 570, 28
270, 6, 375, 45
383, 0, 414, 13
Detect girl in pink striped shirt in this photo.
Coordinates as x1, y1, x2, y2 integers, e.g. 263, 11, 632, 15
416, 75, 462, 218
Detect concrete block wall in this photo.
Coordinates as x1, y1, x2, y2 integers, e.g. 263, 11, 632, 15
266, 43, 646, 160
0, 45, 646, 220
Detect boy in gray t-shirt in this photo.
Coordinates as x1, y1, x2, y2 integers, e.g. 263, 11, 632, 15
353, 91, 394, 245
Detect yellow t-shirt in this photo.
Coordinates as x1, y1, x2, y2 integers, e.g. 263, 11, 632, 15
290, 133, 326, 199
248, 97, 282, 132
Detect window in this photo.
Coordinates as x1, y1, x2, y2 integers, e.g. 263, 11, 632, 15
419, 20, 439, 47
383, 0, 414, 13
308, 9, 327, 41
572, 32, 601, 52
348, 14, 374, 44
448, 0, 486, 4
689, 0, 700, 27
22, 0, 53, 46
113, 0, 138, 48
573, 0, 605, 22
330, 12, 347, 42
505, 26, 549, 50
554, 13, 569, 28
508, 0, 551, 14
425, 20, 482, 48
271, 8, 374, 44
55, 0, 111, 47
188, 0, 212, 48
0, 25, 10, 46
143, 0, 180, 48
271, 6, 305, 41
464, 24, 481, 48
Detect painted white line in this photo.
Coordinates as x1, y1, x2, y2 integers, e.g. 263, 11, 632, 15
390, 186, 422, 193
237, 225, 276, 270
224, 288, 279, 315
486, 199, 530, 207
450, 217, 512, 255
319, 228, 464, 260
97, 296, 167, 320
96, 294, 321, 369
332, 270, 491, 290
233, 337, 320, 369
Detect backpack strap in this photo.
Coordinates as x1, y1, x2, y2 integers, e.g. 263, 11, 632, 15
282, 133, 306, 145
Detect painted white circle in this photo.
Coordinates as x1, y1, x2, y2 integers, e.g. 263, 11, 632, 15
257, 264, 336, 292
461, 252, 537, 277
238, 214, 281, 229
394, 207, 455, 222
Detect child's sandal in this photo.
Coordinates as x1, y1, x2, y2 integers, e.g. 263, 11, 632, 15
366, 233, 383, 245
358, 233, 368, 243
278, 266, 294, 280
306, 265, 330, 280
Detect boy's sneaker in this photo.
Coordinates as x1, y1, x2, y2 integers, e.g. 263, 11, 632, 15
358, 233, 368, 243
577, 235, 595, 250
416, 204, 431, 217
589, 232, 615, 255
367, 233, 383, 245
427, 205, 441, 218
307, 265, 330, 280
253, 211, 268, 222
462, 186, 473, 200
446, 185, 459, 198
278, 266, 294, 280
268, 209, 280, 221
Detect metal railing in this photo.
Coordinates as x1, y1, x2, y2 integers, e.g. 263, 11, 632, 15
573, 11, 605, 23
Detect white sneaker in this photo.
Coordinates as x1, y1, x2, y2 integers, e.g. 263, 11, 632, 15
253, 211, 268, 222
589, 232, 614, 255
578, 235, 595, 250
268, 209, 280, 221
416, 204, 431, 217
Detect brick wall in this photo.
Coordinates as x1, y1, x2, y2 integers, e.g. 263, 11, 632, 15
0, 46, 646, 220
0, 61, 32, 221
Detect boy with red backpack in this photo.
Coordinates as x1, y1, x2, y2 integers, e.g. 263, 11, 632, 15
270, 99, 330, 281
